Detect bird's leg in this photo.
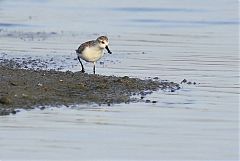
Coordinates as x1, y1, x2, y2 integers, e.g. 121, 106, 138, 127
77, 56, 85, 73
93, 62, 96, 74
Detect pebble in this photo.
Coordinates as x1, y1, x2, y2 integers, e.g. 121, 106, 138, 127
181, 79, 187, 84
0, 96, 11, 105
145, 100, 151, 103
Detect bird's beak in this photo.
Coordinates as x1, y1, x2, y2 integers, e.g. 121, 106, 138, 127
105, 45, 112, 54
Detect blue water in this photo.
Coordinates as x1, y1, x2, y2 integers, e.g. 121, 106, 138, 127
0, 0, 239, 160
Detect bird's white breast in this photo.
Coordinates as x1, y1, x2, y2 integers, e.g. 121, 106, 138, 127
79, 46, 104, 62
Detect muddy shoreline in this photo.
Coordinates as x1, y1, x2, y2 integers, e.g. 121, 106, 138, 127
0, 58, 180, 115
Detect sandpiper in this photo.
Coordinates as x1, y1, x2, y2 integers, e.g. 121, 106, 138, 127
76, 36, 112, 74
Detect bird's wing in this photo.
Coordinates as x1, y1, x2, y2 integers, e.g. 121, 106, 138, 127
76, 40, 95, 54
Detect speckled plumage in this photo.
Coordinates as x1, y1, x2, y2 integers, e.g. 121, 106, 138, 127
76, 40, 96, 54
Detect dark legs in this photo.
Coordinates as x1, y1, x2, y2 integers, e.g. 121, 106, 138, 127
93, 62, 96, 74
77, 56, 97, 74
77, 56, 85, 73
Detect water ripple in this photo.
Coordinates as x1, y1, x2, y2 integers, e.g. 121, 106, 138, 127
112, 7, 206, 13
131, 19, 239, 26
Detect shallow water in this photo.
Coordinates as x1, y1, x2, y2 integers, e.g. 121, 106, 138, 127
0, 0, 239, 160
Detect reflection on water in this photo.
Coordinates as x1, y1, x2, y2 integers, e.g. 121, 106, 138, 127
0, 0, 239, 160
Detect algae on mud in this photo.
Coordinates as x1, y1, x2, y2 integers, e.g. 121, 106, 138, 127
0, 59, 180, 116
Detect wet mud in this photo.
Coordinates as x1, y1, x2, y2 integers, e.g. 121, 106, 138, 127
0, 58, 180, 115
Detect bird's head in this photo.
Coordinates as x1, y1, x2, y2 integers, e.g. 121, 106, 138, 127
96, 36, 112, 54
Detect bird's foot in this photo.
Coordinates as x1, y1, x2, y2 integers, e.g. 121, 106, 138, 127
81, 69, 85, 73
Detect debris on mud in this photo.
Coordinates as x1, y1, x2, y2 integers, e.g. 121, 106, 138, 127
180, 79, 197, 85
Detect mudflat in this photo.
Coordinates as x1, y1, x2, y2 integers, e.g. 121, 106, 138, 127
0, 59, 180, 115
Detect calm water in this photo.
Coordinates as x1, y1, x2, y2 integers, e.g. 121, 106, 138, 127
0, 0, 239, 160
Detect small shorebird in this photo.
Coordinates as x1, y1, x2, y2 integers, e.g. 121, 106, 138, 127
76, 36, 112, 74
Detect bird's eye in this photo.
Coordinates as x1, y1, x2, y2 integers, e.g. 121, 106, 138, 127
101, 41, 105, 44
